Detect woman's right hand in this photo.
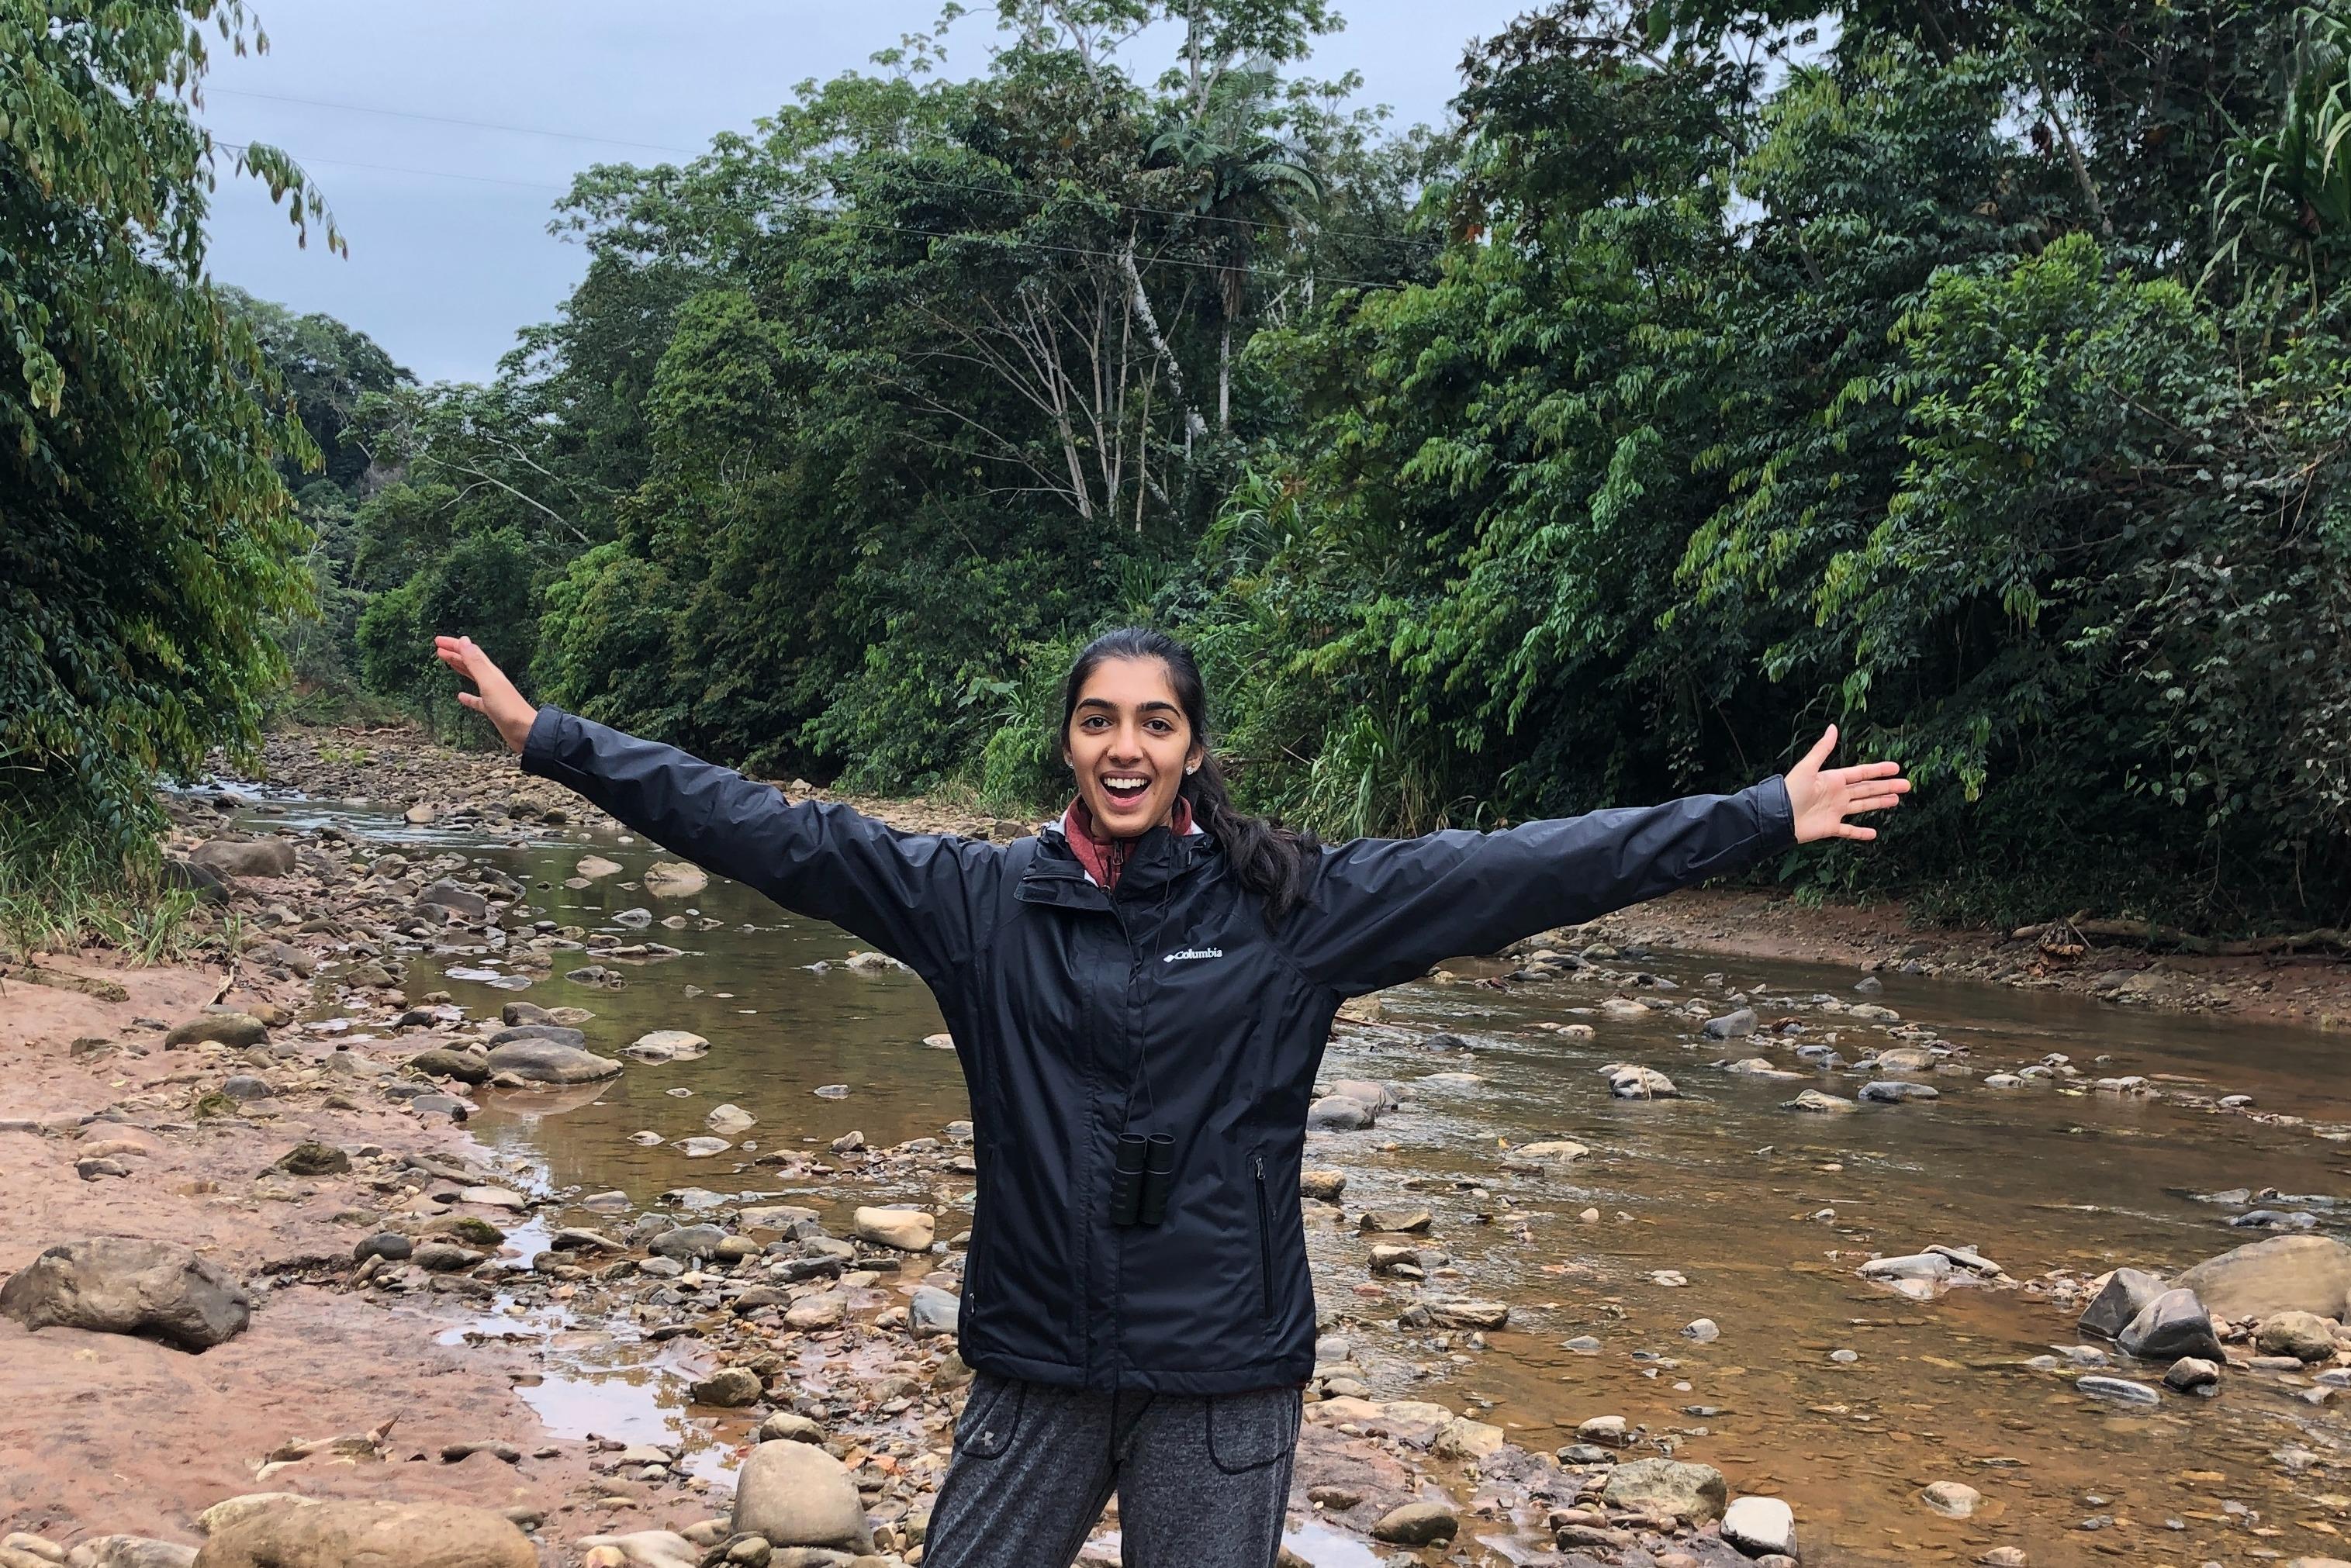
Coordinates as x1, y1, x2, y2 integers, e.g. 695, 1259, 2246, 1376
433, 635, 538, 755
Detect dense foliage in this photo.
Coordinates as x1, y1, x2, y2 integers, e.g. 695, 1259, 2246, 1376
0, 0, 337, 943
26, 0, 2351, 935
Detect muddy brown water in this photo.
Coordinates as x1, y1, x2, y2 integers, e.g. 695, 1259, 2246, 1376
257, 796, 2351, 1567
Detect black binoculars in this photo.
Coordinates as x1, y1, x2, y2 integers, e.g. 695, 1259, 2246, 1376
1108, 1131, 1177, 1227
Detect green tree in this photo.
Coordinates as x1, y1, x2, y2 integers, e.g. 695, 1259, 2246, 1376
1, 0, 334, 948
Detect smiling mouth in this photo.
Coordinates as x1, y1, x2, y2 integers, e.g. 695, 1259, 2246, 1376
1101, 775, 1152, 807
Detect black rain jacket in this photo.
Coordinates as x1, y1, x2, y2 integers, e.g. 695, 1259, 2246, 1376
523, 706, 1795, 1394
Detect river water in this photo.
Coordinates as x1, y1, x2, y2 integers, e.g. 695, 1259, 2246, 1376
258, 794, 2351, 1567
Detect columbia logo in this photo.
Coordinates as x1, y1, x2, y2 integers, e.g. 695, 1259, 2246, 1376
1163, 947, 1224, 964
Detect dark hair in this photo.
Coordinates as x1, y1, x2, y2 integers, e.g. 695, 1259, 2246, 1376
1059, 627, 1319, 920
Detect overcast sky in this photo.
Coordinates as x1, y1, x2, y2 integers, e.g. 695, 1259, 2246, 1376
199, 2, 1538, 385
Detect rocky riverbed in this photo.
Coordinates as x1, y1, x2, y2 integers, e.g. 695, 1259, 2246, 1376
5, 722, 2351, 1567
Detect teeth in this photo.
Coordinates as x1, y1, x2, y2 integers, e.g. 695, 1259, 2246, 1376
1104, 777, 1148, 790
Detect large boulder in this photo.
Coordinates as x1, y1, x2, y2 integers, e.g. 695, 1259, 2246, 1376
192, 1501, 534, 1567
1601, 1458, 1728, 1523
2175, 1235, 2351, 1321
731, 1438, 870, 1549
1, 1238, 250, 1350
188, 838, 295, 879
2080, 1267, 2168, 1339
2118, 1289, 2224, 1363
853, 1207, 934, 1251
484, 1038, 621, 1085
2256, 1310, 2341, 1362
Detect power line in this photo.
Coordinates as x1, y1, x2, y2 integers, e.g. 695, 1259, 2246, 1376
211, 140, 1416, 293
204, 84, 1440, 254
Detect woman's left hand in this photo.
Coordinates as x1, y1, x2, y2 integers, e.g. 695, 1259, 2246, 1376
1786, 724, 1911, 843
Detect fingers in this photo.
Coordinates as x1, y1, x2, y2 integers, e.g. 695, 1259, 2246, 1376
1827, 760, 1905, 784
1837, 823, 1879, 841
457, 692, 482, 713
1846, 790, 1907, 814
1799, 724, 1838, 773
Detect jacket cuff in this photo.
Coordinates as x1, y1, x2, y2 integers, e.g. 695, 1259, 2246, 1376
520, 705, 565, 779
1755, 774, 1796, 848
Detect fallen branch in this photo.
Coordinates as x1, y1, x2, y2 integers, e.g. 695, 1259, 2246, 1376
2007, 917, 2351, 958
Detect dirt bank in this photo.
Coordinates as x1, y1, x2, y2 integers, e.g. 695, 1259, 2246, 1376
0, 953, 663, 1558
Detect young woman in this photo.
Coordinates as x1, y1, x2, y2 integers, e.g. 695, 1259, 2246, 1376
433, 626, 1907, 1568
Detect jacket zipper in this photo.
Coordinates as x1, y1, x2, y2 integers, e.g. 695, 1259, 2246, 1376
1253, 1152, 1274, 1321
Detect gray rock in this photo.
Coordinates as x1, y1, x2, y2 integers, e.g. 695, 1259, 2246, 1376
648, 1225, 728, 1261
2174, 1235, 2351, 1321
730, 1438, 869, 1549
189, 837, 296, 879
2079, 1267, 2168, 1339
624, 1031, 709, 1064
1601, 1458, 1727, 1522
0, 1238, 251, 1350
909, 1286, 960, 1338
1306, 1095, 1374, 1131
706, 1103, 756, 1136
483, 1038, 621, 1084
164, 1013, 268, 1049
485, 1023, 586, 1049
2118, 1288, 2223, 1363
1702, 1007, 1758, 1039
2166, 1356, 2221, 1393
1858, 1079, 1939, 1103
2256, 1310, 2340, 1362
1325, 1078, 1397, 1112
1367, 1503, 1457, 1546
417, 880, 489, 923
406, 1048, 490, 1085
1722, 1495, 1796, 1558
1606, 1066, 1679, 1099
411, 1242, 482, 1273
1783, 1089, 1855, 1114
218, 1076, 273, 1103
354, 1233, 412, 1262
691, 1367, 764, 1407
191, 1500, 534, 1567
2075, 1375, 2161, 1405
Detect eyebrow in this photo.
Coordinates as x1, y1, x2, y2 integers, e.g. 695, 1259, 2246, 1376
1077, 698, 1181, 714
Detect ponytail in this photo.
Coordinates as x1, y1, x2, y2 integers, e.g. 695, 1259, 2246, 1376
1179, 750, 1319, 922
1059, 627, 1320, 921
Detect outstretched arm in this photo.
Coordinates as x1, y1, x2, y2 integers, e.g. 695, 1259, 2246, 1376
1283, 727, 1909, 998
433, 636, 994, 980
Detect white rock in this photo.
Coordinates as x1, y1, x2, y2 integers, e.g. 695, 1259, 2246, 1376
1722, 1495, 1797, 1557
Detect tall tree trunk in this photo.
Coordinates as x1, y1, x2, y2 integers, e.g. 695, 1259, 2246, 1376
1120, 240, 1207, 444
1219, 316, 1231, 429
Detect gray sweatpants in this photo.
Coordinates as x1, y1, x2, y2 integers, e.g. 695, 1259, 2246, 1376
921, 1371, 1303, 1568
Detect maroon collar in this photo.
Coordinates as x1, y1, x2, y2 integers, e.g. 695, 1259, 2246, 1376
1060, 793, 1195, 893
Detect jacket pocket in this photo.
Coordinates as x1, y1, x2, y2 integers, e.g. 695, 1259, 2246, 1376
1252, 1151, 1274, 1322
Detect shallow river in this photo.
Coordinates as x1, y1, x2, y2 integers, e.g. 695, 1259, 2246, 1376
260, 794, 2351, 1568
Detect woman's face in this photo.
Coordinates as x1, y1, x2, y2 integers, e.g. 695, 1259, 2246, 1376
1063, 656, 1205, 836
